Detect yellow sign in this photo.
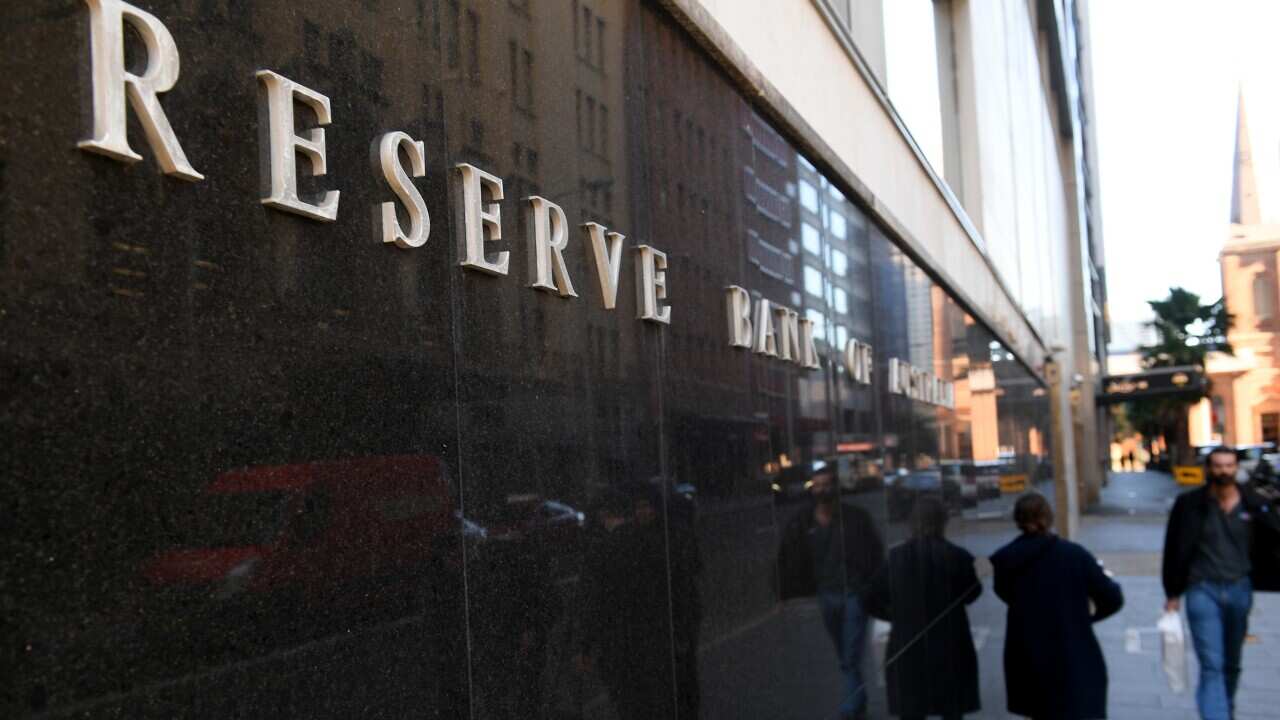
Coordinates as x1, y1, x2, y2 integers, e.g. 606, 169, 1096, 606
1174, 465, 1205, 486
1000, 473, 1029, 493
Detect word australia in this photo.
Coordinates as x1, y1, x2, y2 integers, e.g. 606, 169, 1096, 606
75, 0, 671, 324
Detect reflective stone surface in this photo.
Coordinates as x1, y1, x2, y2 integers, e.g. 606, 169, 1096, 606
2, 1, 1052, 718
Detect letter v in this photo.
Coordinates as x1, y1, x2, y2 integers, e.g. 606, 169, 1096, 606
582, 222, 624, 310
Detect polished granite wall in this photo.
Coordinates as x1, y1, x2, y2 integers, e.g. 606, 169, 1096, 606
1, 1, 1050, 717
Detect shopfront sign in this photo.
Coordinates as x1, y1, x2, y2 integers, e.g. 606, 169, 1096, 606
1097, 366, 1205, 405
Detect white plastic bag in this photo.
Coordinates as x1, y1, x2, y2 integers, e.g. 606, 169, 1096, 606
871, 620, 891, 687
1157, 610, 1188, 694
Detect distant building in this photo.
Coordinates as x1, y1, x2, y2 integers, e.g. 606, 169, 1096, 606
1193, 94, 1280, 447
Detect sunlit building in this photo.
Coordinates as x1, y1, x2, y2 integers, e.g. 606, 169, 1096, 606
1194, 93, 1280, 447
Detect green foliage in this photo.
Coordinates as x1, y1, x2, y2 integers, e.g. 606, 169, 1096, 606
1130, 287, 1234, 462
1142, 287, 1234, 368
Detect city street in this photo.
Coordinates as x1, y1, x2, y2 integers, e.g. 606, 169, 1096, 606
698, 472, 1280, 719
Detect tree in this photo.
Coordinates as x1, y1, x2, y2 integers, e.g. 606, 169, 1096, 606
1135, 287, 1233, 464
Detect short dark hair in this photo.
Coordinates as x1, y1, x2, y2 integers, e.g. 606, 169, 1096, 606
1204, 446, 1238, 469
911, 496, 949, 538
1013, 492, 1054, 535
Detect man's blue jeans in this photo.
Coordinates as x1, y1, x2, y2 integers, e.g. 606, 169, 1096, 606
818, 590, 868, 719
1186, 577, 1253, 720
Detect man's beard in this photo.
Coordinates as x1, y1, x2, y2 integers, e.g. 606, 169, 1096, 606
1209, 472, 1236, 486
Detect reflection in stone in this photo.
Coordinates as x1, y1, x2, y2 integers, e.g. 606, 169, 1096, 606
777, 470, 886, 719
869, 497, 981, 720
578, 481, 699, 719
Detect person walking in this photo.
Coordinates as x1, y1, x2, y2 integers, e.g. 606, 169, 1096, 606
868, 496, 982, 720
991, 493, 1124, 720
777, 469, 885, 720
1162, 446, 1280, 720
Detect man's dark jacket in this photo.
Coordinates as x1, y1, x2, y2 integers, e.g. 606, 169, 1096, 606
991, 534, 1123, 720
777, 501, 885, 599
1162, 483, 1280, 598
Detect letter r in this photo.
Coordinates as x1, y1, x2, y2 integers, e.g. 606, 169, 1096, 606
79, 0, 203, 180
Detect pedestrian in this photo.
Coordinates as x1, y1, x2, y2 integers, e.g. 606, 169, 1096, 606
868, 496, 982, 720
1162, 446, 1280, 720
991, 493, 1124, 719
578, 483, 676, 719
777, 469, 886, 720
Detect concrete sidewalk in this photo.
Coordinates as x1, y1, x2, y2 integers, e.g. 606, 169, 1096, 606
695, 471, 1280, 719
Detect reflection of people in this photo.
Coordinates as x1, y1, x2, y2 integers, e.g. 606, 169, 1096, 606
869, 497, 980, 720
991, 493, 1123, 720
1162, 447, 1280, 720
777, 470, 885, 720
579, 482, 699, 719
468, 512, 560, 719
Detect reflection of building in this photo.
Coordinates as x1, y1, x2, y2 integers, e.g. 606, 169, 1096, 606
1194, 94, 1280, 447
6, 0, 1101, 716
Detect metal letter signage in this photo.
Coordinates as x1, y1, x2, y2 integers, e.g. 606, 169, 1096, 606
752, 298, 777, 357
774, 306, 801, 363
374, 131, 430, 249
725, 286, 753, 348
525, 197, 577, 298
79, 0, 203, 180
634, 246, 671, 324
798, 318, 820, 369
452, 163, 509, 275
843, 338, 872, 384
586, 224, 624, 308
257, 70, 340, 221
887, 358, 955, 408
69, 3, 707, 336
724, 289, 820, 370
583, 223, 624, 310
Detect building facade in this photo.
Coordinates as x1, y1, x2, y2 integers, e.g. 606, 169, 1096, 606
2, 0, 1103, 717
1194, 94, 1280, 448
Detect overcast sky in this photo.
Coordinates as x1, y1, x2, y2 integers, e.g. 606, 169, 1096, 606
1091, 0, 1280, 350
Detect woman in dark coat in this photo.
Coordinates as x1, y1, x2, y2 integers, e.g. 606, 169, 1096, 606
991, 493, 1124, 720
870, 497, 982, 720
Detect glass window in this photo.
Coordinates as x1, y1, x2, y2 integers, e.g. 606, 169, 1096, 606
799, 180, 818, 213
1254, 275, 1273, 320
834, 287, 848, 314
806, 308, 826, 340
801, 222, 821, 255
835, 325, 848, 350
804, 266, 824, 298
831, 248, 848, 277
830, 211, 846, 240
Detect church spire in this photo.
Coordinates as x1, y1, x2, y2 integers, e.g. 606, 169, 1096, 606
1231, 89, 1261, 225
